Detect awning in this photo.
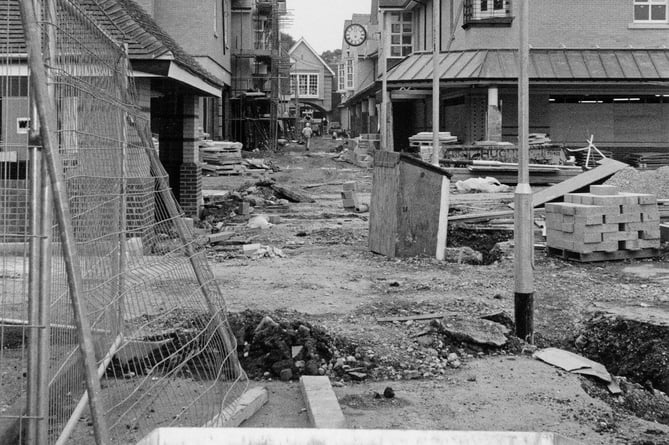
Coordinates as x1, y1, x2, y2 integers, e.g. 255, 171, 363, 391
131, 60, 222, 97
386, 49, 669, 84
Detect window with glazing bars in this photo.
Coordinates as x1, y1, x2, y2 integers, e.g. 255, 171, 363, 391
390, 12, 412, 57
634, 0, 668, 22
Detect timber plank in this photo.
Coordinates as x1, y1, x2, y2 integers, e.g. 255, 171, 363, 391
524, 158, 629, 209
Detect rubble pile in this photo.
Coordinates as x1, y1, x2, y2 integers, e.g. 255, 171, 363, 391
226, 308, 518, 383
227, 310, 362, 381
606, 166, 669, 199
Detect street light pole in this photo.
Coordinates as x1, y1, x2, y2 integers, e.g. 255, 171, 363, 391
431, 0, 440, 166
514, 0, 534, 342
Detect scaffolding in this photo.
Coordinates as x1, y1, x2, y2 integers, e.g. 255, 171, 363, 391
230, 0, 288, 151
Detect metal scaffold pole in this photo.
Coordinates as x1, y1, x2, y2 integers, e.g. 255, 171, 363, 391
18, 0, 111, 443
380, 9, 389, 151
269, 0, 280, 151
514, 0, 534, 342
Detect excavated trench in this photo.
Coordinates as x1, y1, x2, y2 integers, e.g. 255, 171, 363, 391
574, 307, 669, 426
447, 224, 514, 265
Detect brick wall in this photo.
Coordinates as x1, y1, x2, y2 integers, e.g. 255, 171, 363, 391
155, 94, 203, 218
438, 0, 669, 50
179, 163, 202, 217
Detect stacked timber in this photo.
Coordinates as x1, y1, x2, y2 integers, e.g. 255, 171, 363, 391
200, 141, 244, 175
546, 184, 660, 261
624, 152, 669, 169
528, 133, 551, 144
408, 132, 458, 162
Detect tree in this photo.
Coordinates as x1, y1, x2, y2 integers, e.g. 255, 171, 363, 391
281, 32, 296, 53
320, 49, 342, 66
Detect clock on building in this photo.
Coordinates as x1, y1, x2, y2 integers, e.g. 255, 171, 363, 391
344, 23, 367, 47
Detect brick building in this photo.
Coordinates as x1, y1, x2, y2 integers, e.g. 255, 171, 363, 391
364, 0, 669, 154
0, 0, 225, 236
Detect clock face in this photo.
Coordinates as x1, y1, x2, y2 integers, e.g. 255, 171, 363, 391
344, 24, 367, 47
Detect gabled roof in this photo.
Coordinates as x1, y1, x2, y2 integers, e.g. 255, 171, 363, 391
386, 49, 669, 83
379, 0, 415, 9
288, 38, 336, 76
0, 0, 223, 93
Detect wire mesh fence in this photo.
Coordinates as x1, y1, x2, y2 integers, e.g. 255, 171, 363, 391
1, 1, 247, 444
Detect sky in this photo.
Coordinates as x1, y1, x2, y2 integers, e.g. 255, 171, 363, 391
284, 0, 372, 54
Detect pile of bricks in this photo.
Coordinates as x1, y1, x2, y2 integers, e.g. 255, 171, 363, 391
546, 185, 660, 260
341, 182, 359, 209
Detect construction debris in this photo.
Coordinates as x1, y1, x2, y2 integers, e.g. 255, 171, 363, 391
270, 184, 315, 203
454, 177, 511, 194
533, 348, 620, 394
433, 316, 510, 348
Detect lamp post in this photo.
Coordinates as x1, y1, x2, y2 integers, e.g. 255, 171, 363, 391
514, 0, 534, 342
431, 0, 440, 166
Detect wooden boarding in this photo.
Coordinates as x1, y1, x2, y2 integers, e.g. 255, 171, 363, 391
136, 428, 582, 445
661, 223, 669, 242
300, 376, 346, 429
522, 158, 629, 209
203, 387, 268, 428
547, 247, 660, 263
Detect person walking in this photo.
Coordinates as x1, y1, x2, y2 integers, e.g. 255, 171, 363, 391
302, 122, 313, 151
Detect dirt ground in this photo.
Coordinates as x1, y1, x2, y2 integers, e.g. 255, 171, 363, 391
202, 137, 669, 445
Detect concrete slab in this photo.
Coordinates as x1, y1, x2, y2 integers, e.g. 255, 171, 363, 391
299, 376, 346, 429
203, 386, 269, 428
137, 427, 582, 445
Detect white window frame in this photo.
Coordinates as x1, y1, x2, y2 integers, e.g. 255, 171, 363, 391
290, 73, 319, 98
478, 0, 506, 18
346, 58, 354, 90
634, 0, 668, 22
389, 12, 413, 58
338, 64, 345, 92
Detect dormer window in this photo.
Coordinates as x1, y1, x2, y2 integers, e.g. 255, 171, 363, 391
463, 0, 513, 28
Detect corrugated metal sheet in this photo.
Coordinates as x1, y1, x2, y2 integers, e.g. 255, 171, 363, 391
386, 49, 669, 82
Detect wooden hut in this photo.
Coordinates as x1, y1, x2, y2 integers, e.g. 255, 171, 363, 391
369, 151, 452, 258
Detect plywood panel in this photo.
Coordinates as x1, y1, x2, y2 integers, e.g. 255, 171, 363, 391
369, 152, 400, 257
396, 162, 443, 257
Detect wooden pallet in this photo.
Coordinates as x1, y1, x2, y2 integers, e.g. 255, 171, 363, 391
547, 247, 660, 262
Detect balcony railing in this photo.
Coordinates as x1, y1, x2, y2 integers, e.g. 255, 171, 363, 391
463, 0, 513, 28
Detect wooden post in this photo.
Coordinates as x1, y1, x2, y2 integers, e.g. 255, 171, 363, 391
18, 0, 111, 443
513, 0, 534, 342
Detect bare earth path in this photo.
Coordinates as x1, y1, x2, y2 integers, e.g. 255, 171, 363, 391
203, 138, 669, 444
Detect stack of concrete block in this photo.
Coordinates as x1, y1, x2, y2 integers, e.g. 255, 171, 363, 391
341, 182, 359, 209
546, 185, 660, 256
